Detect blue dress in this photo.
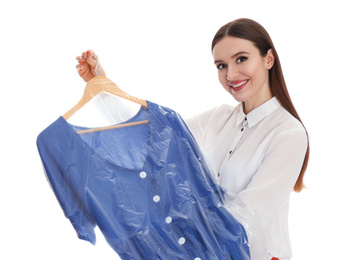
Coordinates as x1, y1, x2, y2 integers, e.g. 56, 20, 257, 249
37, 101, 250, 260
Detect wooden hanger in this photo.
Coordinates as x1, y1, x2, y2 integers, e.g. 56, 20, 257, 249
63, 56, 149, 134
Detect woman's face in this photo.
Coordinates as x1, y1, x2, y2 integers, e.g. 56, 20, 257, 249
212, 36, 274, 113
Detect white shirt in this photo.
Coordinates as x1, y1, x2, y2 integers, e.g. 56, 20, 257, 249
186, 97, 307, 260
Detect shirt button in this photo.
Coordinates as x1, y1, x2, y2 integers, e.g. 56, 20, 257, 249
178, 237, 186, 245
241, 128, 244, 132
153, 195, 160, 202
139, 171, 147, 178
194, 258, 201, 260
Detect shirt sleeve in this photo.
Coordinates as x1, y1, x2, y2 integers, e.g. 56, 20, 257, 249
235, 128, 308, 230
185, 107, 217, 146
185, 105, 234, 150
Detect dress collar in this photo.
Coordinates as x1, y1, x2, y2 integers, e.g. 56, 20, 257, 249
236, 96, 281, 128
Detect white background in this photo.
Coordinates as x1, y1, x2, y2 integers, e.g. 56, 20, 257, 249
1, 0, 345, 259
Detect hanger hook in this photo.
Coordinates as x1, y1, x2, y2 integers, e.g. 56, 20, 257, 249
93, 54, 99, 77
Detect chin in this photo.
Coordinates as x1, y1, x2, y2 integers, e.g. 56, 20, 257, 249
224, 86, 246, 103
229, 93, 247, 103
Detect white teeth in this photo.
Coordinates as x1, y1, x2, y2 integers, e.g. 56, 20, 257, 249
232, 80, 247, 88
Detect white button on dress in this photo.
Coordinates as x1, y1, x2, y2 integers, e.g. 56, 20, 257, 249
165, 216, 172, 224
139, 171, 147, 178
178, 237, 185, 245
153, 195, 160, 202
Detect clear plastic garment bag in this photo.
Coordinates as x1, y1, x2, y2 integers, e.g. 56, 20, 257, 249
37, 69, 259, 259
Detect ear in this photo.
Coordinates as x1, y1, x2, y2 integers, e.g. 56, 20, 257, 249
265, 49, 275, 70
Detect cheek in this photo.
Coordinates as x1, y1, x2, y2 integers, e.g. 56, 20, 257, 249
218, 73, 234, 94
245, 63, 266, 84
242, 63, 257, 77
218, 71, 227, 85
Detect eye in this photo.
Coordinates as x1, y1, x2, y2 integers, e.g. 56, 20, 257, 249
216, 64, 227, 70
236, 56, 248, 63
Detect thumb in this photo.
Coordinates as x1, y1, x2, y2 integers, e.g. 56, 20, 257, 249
85, 52, 98, 68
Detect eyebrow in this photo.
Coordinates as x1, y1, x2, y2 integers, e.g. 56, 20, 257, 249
214, 51, 250, 64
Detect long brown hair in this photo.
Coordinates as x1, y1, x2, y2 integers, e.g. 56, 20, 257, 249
212, 18, 309, 192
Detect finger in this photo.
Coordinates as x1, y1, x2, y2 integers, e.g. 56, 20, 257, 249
76, 64, 85, 75
76, 65, 83, 76
83, 50, 93, 59
86, 49, 94, 55
76, 56, 86, 65
77, 59, 86, 65
82, 51, 89, 59
85, 52, 98, 67
85, 50, 98, 61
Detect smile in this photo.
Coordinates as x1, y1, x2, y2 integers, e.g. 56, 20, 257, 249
228, 79, 249, 92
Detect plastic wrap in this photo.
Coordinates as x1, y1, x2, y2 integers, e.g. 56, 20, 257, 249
37, 93, 258, 259
223, 192, 268, 260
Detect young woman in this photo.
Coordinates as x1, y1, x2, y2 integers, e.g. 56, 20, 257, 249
76, 18, 309, 260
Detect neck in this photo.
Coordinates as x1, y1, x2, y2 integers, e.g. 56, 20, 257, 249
243, 94, 273, 114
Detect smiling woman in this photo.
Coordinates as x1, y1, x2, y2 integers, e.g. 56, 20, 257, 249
71, 19, 309, 260
213, 36, 274, 113
211, 18, 309, 193
186, 18, 310, 260
73, 18, 309, 260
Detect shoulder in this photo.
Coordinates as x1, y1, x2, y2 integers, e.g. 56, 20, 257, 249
267, 106, 308, 150
215, 103, 236, 114
185, 103, 237, 134
273, 106, 306, 134
190, 103, 237, 125
214, 103, 237, 115
184, 103, 238, 148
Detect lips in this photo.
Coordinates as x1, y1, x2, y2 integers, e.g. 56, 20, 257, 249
228, 79, 249, 92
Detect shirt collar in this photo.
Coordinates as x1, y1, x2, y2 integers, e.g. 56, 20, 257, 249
236, 96, 281, 128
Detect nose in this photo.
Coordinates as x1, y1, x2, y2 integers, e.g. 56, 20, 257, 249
226, 65, 239, 81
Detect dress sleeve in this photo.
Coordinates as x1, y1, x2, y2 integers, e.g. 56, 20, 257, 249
235, 128, 308, 229
37, 124, 97, 244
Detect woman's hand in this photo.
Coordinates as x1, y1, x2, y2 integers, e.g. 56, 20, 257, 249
76, 50, 106, 82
